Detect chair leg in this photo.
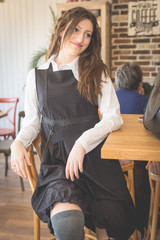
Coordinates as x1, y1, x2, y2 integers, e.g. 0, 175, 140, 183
146, 190, 154, 240
34, 211, 40, 240
150, 181, 160, 240
127, 169, 137, 240
131, 229, 138, 240
84, 227, 97, 240
4, 153, 9, 176
19, 176, 25, 191
84, 227, 90, 240
128, 169, 135, 205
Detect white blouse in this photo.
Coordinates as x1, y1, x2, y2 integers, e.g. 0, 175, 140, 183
16, 56, 123, 154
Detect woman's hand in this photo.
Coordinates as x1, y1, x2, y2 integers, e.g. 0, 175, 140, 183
11, 140, 31, 180
65, 141, 85, 181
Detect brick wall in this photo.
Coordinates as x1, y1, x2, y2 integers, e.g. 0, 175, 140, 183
111, 0, 160, 84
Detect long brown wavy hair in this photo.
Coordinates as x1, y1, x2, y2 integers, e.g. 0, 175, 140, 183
46, 7, 109, 104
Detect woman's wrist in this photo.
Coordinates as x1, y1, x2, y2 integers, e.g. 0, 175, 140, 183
10, 140, 23, 150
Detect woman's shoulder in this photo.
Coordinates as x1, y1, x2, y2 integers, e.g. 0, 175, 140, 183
37, 60, 51, 70
27, 63, 47, 79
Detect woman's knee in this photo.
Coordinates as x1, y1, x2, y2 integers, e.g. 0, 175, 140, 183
51, 209, 85, 240
50, 202, 81, 218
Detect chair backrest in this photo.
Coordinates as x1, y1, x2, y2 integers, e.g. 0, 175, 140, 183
0, 98, 19, 139
25, 132, 41, 193
18, 111, 25, 132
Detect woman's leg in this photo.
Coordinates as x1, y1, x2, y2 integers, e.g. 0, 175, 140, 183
96, 227, 110, 240
92, 198, 135, 240
50, 202, 81, 218
50, 202, 85, 240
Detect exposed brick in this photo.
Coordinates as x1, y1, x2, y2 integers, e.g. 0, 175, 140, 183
139, 56, 152, 60
114, 28, 127, 33
112, 11, 119, 15
138, 43, 155, 49
120, 23, 128, 26
141, 67, 156, 72
112, 45, 118, 49
121, 10, 128, 15
120, 56, 137, 60
114, 39, 131, 44
112, 15, 128, 22
133, 50, 150, 54
153, 56, 160, 61
111, 34, 119, 38
152, 62, 160, 66
119, 0, 132, 2
119, 45, 136, 49
112, 23, 119, 27
114, 61, 126, 65
120, 0, 138, 2
136, 43, 154, 49
152, 50, 160, 54
113, 50, 131, 55
112, 56, 119, 60
151, 72, 158, 77
135, 61, 150, 65
152, 38, 160, 43
112, 0, 118, 3
119, 33, 129, 37
114, 4, 128, 10
143, 72, 150, 77
150, 56, 160, 61
133, 39, 150, 43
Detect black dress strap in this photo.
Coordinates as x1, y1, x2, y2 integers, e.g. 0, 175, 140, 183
40, 114, 99, 127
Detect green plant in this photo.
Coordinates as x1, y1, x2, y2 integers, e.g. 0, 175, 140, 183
29, 6, 57, 70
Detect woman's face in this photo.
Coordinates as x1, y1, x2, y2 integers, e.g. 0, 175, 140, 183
60, 18, 93, 58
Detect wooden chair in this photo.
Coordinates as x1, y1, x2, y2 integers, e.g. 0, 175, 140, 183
119, 160, 137, 240
25, 133, 97, 240
0, 110, 25, 191
119, 160, 135, 205
146, 161, 160, 240
0, 97, 19, 139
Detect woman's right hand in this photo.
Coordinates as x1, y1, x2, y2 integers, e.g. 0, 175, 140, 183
11, 140, 31, 180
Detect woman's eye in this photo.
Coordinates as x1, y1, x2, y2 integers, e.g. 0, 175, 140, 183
73, 27, 79, 32
85, 33, 92, 38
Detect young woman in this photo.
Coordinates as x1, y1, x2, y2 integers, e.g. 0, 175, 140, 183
11, 7, 135, 240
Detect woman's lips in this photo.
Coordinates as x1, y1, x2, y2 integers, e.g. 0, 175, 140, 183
71, 42, 82, 48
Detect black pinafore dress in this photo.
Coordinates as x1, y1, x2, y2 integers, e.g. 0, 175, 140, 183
32, 64, 136, 240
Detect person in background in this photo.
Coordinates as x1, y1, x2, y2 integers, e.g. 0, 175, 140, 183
10, 7, 136, 240
115, 62, 150, 238
115, 62, 148, 114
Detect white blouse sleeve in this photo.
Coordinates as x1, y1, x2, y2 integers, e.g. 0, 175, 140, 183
76, 76, 123, 154
16, 69, 40, 148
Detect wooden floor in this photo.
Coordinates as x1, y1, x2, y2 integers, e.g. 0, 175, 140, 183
1, 154, 160, 240
0, 153, 53, 240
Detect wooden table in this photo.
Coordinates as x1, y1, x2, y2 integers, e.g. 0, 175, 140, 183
0, 111, 7, 119
101, 114, 160, 162
101, 114, 160, 240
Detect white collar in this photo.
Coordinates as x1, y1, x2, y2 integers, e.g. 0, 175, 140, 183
38, 55, 79, 80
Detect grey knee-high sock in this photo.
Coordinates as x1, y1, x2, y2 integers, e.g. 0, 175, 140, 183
51, 210, 85, 240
